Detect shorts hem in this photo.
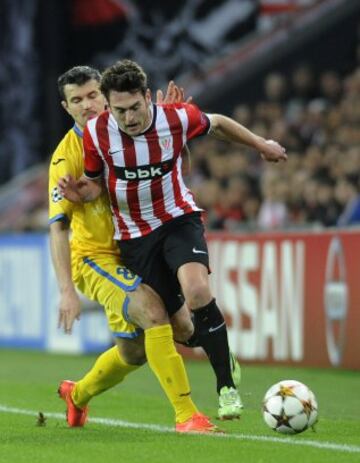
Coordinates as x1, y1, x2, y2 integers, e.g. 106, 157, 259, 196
173, 256, 210, 276
112, 329, 143, 339
122, 295, 131, 323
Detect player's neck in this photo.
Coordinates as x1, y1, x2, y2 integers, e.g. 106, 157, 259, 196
73, 123, 84, 137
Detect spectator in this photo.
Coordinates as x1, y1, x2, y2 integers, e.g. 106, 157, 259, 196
336, 177, 360, 226
257, 172, 288, 229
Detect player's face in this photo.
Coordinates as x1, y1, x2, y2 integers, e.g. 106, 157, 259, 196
108, 89, 152, 136
61, 79, 105, 130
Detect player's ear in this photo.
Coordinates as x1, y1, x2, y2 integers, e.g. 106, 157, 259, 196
61, 100, 70, 114
145, 88, 152, 104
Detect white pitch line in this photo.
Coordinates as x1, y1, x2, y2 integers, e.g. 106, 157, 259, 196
1, 404, 359, 454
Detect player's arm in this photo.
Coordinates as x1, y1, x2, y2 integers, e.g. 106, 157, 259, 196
208, 114, 287, 163
49, 219, 81, 334
49, 154, 81, 334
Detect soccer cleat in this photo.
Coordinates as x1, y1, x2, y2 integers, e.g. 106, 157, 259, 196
58, 380, 88, 427
230, 351, 241, 389
218, 386, 243, 420
176, 412, 222, 434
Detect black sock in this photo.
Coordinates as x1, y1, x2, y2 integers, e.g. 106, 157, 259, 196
193, 299, 235, 393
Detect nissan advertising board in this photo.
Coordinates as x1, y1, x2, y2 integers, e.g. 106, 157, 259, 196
200, 229, 360, 369
0, 230, 359, 369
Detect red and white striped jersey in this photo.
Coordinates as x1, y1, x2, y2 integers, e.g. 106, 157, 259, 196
83, 102, 210, 240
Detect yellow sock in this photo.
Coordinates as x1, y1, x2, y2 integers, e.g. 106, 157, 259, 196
145, 324, 198, 423
72, 345, 139, 408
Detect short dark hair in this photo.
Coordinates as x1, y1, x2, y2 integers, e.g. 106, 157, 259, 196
100, 60, 147, 100
57, 66, 101, 101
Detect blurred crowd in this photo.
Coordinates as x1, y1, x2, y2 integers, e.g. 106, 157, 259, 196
0, 63, 359, 234
188, 64, 360, 231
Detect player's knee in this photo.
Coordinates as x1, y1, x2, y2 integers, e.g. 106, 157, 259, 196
122, 349, 147, 366
124, 350, 146, 366
116, 338, 147, 366
144, 299, 169, 326
182, 281, 212, 310
172, 321, 194, 343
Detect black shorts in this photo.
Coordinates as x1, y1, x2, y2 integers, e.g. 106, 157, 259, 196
118, 212, 209, 316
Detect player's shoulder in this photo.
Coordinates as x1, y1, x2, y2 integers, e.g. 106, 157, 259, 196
49, 128, 82, 174
52, 127, 81, 155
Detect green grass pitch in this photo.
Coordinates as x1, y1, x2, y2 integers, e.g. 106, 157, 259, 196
0, 349, 359, 463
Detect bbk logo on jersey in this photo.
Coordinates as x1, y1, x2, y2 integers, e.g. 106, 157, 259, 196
114, 159, 174, 181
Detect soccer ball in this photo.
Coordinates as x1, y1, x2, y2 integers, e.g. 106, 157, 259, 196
262, 380, 318, 434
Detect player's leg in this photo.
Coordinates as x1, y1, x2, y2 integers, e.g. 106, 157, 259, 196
70, 336, 145, 408
177, 263, 242, 419
164, 213, 243, 419
127, 282, 214, 429
170, 303, 241, 389
58, 336, 145, 426
59, 256, 146, 426
178, 262, 234, 390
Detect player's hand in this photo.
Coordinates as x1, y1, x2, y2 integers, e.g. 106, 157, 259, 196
258, 139, 287, 163
58, 175, 83, 203
58, 288, 81, 334
156, 80, 193, 104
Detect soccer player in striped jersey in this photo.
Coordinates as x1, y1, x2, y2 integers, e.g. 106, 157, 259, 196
50, 65, 219, 433
59, 59, 286, 419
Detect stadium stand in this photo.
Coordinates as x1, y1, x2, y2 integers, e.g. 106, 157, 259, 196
0, 0, 358, 232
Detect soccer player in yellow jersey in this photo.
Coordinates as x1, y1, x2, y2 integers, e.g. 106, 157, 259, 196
49, 66, 218, 433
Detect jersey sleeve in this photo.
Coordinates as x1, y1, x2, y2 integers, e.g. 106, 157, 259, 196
48, 148, 75, 225
83, 124, 103, 179
183, 103, 210, 141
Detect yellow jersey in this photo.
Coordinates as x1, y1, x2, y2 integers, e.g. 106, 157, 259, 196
48, 125, 119, 261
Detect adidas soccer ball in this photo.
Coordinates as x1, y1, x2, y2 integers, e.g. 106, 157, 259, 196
262, 380, 318, 434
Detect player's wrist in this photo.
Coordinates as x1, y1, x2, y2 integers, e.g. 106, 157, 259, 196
252, 135, 267, 152
60, 284, 77, 295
